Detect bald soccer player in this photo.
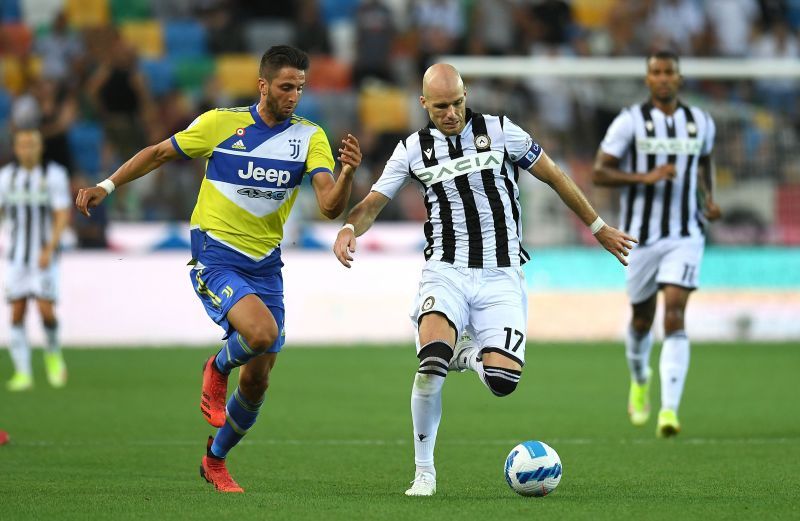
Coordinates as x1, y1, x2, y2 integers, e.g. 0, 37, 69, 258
333, 64, 635, 496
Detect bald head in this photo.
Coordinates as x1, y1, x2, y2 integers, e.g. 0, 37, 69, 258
420, 63, 467, 136
422, 63, 464, 98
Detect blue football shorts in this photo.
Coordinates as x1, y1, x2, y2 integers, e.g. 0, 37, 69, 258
189, 265, 286, 352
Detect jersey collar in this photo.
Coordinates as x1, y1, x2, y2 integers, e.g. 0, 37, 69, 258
250, 102, 293, 135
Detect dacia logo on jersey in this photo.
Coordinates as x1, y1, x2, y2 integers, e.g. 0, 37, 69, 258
237, 187, 287, 200
636, 137, 702, 155
414, 151, 504, 187
289, 138, 302, 159
238, 161, 291, 185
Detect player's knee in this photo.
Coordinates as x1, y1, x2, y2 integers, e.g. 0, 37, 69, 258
664, 306, 684, 321
11, 309, 25, 325
416, 340, 453, 379
632, 296, 656, 331
42, 317, 57, 329
631, 310, 654, 333
631, 317, 652, 334
244, 324, 279, 353
483, 365, 522, 397
663, 306, 685, 332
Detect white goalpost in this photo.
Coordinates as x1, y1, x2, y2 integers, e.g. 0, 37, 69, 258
442, 57, 800, 79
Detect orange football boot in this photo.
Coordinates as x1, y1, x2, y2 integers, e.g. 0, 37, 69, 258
200, 436, 244, 493
201, 355, 228, 428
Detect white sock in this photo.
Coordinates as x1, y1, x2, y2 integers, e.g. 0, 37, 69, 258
660, 331, 690, 412
625, 326, 653, 384
44, 323, 60, 354
411, 372, 445, 471
415, 465, 435, 477
9, 324, 31, 376
475, 359, 490, 388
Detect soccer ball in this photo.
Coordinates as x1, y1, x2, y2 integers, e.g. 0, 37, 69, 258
504, 440, 562, 497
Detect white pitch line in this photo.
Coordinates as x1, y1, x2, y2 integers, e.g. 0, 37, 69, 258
11, 437, 800, 448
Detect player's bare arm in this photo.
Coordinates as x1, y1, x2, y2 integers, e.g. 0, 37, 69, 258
333, 191, 390, 268
697, 154, 722, 221
75, 139, 179, 217
38, 208, 69, 269
312, 134, 362, 219
593, 150, 676, 187
532, 151, 637, 266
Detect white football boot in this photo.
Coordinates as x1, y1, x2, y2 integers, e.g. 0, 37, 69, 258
448, 333, 479, 373
405, 471, 437, 496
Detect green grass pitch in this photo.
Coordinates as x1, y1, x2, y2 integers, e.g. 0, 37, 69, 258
1, 342, 798, 520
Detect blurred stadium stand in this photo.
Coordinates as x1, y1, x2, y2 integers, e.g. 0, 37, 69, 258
0, 0, 798, 345
0, 0, 796, 248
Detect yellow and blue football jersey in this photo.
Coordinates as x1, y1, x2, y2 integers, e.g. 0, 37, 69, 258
171, 103, 334, 273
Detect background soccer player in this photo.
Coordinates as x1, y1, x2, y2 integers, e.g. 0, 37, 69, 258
333, 63, 635, 496
75, 45, 361, 492
0, 128, 71, 391
593, 50, 721, 437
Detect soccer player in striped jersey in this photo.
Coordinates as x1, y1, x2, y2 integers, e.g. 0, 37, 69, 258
333, 63, 635, 496
76, 46, 362, 492
593, 50, 722, 438
0, 129, 71, 391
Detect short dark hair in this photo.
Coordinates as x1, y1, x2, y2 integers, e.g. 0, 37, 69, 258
646, 50, 680, 68
259, 45, 310, 80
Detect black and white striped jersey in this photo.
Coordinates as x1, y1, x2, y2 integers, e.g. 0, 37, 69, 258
0, 161, 71, 267
600, 101, 715, 246
372, 110, 543, 268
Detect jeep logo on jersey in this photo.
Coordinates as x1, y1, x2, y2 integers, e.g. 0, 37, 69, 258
237, 187, 287, 200
238, 161, 292, 185
289, 138, 302, 159
414, 151, 504, 187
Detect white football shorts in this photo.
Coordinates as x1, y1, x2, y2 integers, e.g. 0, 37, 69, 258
410, 260, 528, 366
626, 236, 705, 304
4, 262, 59, 302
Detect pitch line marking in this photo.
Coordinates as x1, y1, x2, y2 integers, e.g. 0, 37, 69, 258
12, 437, 800, 447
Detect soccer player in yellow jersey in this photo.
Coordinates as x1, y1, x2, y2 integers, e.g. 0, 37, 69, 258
76, 46, 361, 492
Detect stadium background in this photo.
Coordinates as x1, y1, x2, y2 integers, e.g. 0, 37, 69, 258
1, 2, 799, 520
0, 0, 798, 346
